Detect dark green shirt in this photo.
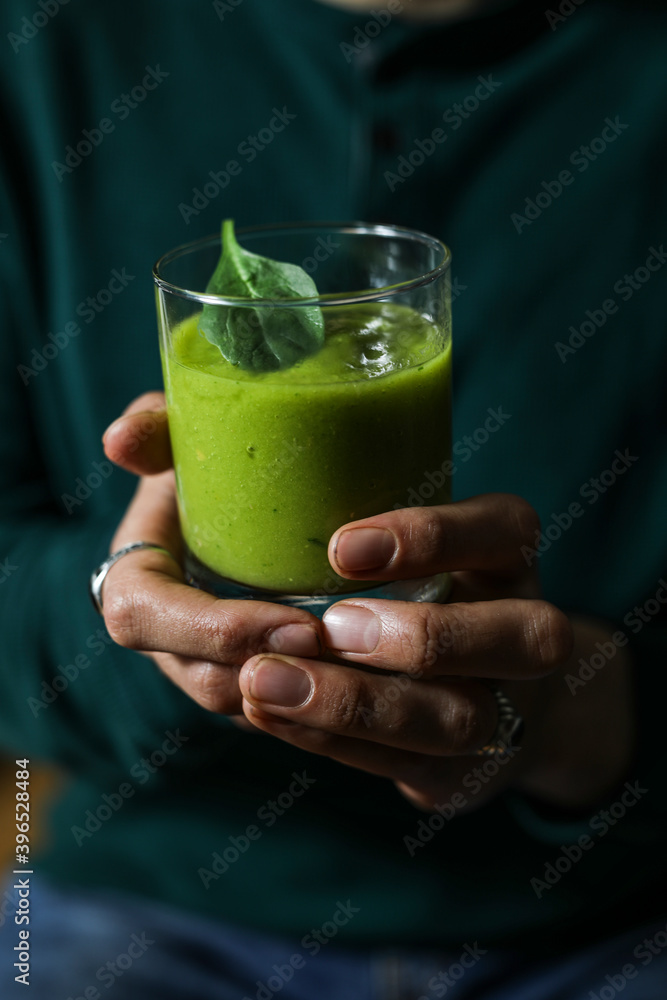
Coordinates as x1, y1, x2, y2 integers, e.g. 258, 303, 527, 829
1, 0, 666, 952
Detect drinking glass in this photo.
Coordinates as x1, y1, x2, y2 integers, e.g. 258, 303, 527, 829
154, 222, 452, 616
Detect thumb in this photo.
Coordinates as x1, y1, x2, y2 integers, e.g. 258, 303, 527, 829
103, 391, 172, 476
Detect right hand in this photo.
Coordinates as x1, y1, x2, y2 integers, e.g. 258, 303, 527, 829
101, 392, 322, 716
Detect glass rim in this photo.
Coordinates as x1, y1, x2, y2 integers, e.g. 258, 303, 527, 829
152, 221, 451, 308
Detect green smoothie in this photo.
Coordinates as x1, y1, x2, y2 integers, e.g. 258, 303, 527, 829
163, 302, 451, 594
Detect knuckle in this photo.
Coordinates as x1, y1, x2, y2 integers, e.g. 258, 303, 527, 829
411, 508, 448, 561
405, 604, 469, 673
188, 661, 239, 714
441, 691, 486, 754
188, 608, 247, 663
506, 493, 541, 546
103, 585, 144, 648
397, 606, 451, 672
526, 600, 574, 672
324, 676, 376, 734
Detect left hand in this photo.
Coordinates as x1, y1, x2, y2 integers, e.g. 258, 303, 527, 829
238, 494, 634, 812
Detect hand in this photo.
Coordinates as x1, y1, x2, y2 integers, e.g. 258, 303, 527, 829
236, 497, 635, 811
101, 392, 323, 718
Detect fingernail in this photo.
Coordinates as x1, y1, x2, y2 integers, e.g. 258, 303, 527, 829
249, 658, 312, 708
334, 528, 396, 572
266, 625, 320, 657
323, 605, 380, 654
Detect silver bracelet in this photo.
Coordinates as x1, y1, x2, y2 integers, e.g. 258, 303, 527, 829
89, 541, 178, 615
475, 683, 524, 759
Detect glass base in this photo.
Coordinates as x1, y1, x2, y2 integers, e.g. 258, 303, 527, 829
184, 548, 451, 618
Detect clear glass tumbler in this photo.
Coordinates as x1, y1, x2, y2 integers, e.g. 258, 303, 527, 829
154, 222, 452, 616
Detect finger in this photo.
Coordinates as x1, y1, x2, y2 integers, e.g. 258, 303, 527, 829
110, 470, 183, 559
241, 701, 518, 808
242, 703, 447, 782
106, 571, 323, 714
103, 391, 171, 476
152, 652, 244, 715
103, 514, 323, 717
328, 493, 541, 582
104, 567, 322, 691
320, 597, 573, 679
151, 656, 284, 722
104, 447, 325, 714
104, 470, 323, 712
238, 654, 498, 756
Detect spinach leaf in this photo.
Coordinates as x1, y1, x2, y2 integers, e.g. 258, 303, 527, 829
199, 219, 325, 372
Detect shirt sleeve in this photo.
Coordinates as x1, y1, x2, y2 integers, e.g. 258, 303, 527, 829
0, 111, 229, 781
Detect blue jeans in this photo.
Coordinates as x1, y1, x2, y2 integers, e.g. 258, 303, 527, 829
0, 878, 666, 999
